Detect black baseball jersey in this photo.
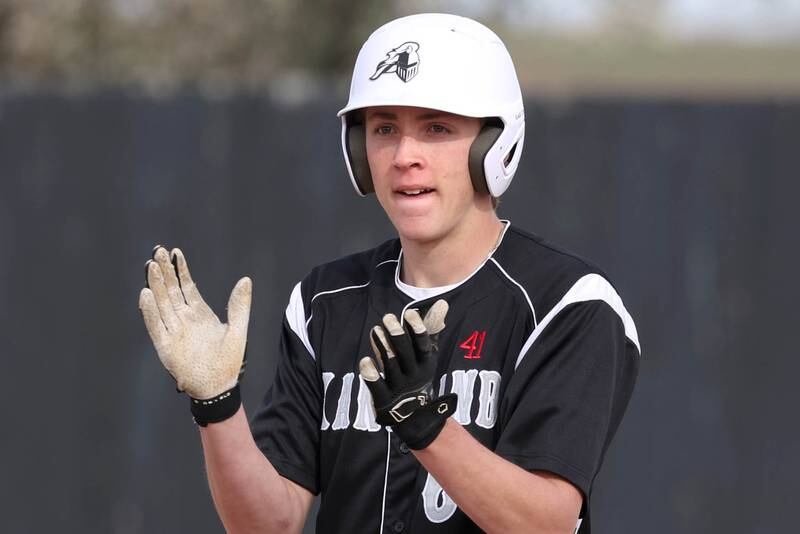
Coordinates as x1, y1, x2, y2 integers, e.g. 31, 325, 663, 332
251, 222, 640, 533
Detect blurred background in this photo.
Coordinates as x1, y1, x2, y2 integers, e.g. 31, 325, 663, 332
1, 0, 797, 532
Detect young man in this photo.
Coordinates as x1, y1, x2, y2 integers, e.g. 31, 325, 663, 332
140, 14, 639, 534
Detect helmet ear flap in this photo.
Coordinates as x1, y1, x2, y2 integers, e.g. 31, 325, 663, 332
345, 122, 374, 195
468, 121, 503, 195
348, 118, 507, 197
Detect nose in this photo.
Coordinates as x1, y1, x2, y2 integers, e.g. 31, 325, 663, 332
392, 134, 423, 170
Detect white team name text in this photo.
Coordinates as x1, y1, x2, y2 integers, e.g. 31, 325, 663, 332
320, 370, 502, 432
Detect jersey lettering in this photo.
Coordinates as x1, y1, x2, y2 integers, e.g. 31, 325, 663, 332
422, 472, 457, 523
460, 330, 486, 359
321, 369, 500, 431
353, 375, 381, 432
438, 374, 447, 396
475, 371, 501, 429
331, 372, 354, 430
320, 372, 335, 431
450, 369, 479, 425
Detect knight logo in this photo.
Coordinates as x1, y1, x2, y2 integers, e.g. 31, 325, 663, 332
369, 41, 420, 82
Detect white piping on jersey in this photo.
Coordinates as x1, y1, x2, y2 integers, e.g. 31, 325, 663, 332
378, 430, 391, 534
488, 257, 538, 328
514, 273, 641, 370
393, 220, 511, 301
286, 282, 315, 358
375, 258, 399, 269
285, 261, 397, 360
380, 224, 511, 531
399, 299, 418, 328
305, 281, 372, 330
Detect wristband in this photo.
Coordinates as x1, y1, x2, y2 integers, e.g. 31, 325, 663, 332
190, 384, 241, 427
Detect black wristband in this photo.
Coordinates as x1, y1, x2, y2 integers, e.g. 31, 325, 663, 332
190, 384, 242, 427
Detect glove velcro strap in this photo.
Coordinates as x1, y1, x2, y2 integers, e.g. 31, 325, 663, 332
190, 384, 241, 427
400, 393, 458, 451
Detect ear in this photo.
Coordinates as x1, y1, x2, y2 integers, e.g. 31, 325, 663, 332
345, 123, 374, 194
468, 121, 503, 195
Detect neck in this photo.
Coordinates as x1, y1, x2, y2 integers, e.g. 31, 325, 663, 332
399, 214, 505, 288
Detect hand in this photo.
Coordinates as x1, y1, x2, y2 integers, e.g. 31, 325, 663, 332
139, 245, 251, 424
359, 300, 457, 450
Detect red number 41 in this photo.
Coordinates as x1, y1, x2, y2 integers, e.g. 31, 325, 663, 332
460, 330, 487, 359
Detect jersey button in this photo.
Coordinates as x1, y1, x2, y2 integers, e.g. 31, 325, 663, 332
399, 442, 410, 454
392, 520, 405, 533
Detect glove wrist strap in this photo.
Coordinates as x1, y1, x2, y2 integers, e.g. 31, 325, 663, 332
396, 393, 458, 450
190, 384, 241, 427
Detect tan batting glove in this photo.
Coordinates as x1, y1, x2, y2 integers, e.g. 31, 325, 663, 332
139, 246, 251, 420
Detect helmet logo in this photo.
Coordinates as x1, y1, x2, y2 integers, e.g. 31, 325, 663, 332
369, 42, 420, 82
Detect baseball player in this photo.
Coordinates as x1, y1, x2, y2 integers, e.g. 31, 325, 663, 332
140, 13, 639, 534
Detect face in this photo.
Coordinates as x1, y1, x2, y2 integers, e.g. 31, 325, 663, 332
364, 106, 488, 245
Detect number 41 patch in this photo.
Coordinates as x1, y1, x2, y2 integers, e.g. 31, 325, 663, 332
460, 330, 486, 359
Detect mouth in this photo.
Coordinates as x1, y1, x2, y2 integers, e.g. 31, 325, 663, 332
395, 187, 435, 198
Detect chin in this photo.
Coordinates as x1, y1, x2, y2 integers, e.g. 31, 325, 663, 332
392, 216, 447, 244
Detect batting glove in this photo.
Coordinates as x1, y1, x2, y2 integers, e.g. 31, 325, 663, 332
359, 300, 457, 450
139, 245, 251, 426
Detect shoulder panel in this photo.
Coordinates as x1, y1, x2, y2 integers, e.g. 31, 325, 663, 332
515, 273, 641, 369
493, 226, 612, 319
287, 239, 400, 353
302, 238, 400, 306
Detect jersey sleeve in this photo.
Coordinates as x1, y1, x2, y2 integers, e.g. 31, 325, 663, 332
495, 278, 640, 498
250, 282, 322, 495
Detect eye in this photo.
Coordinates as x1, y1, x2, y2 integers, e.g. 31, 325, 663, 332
374, 124, 395, 135
428, 123, 450, 135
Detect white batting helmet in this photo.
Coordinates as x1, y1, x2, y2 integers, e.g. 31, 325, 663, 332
338, 13, 525, 198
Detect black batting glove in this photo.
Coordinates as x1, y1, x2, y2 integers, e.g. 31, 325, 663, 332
359, 300, 457, 450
